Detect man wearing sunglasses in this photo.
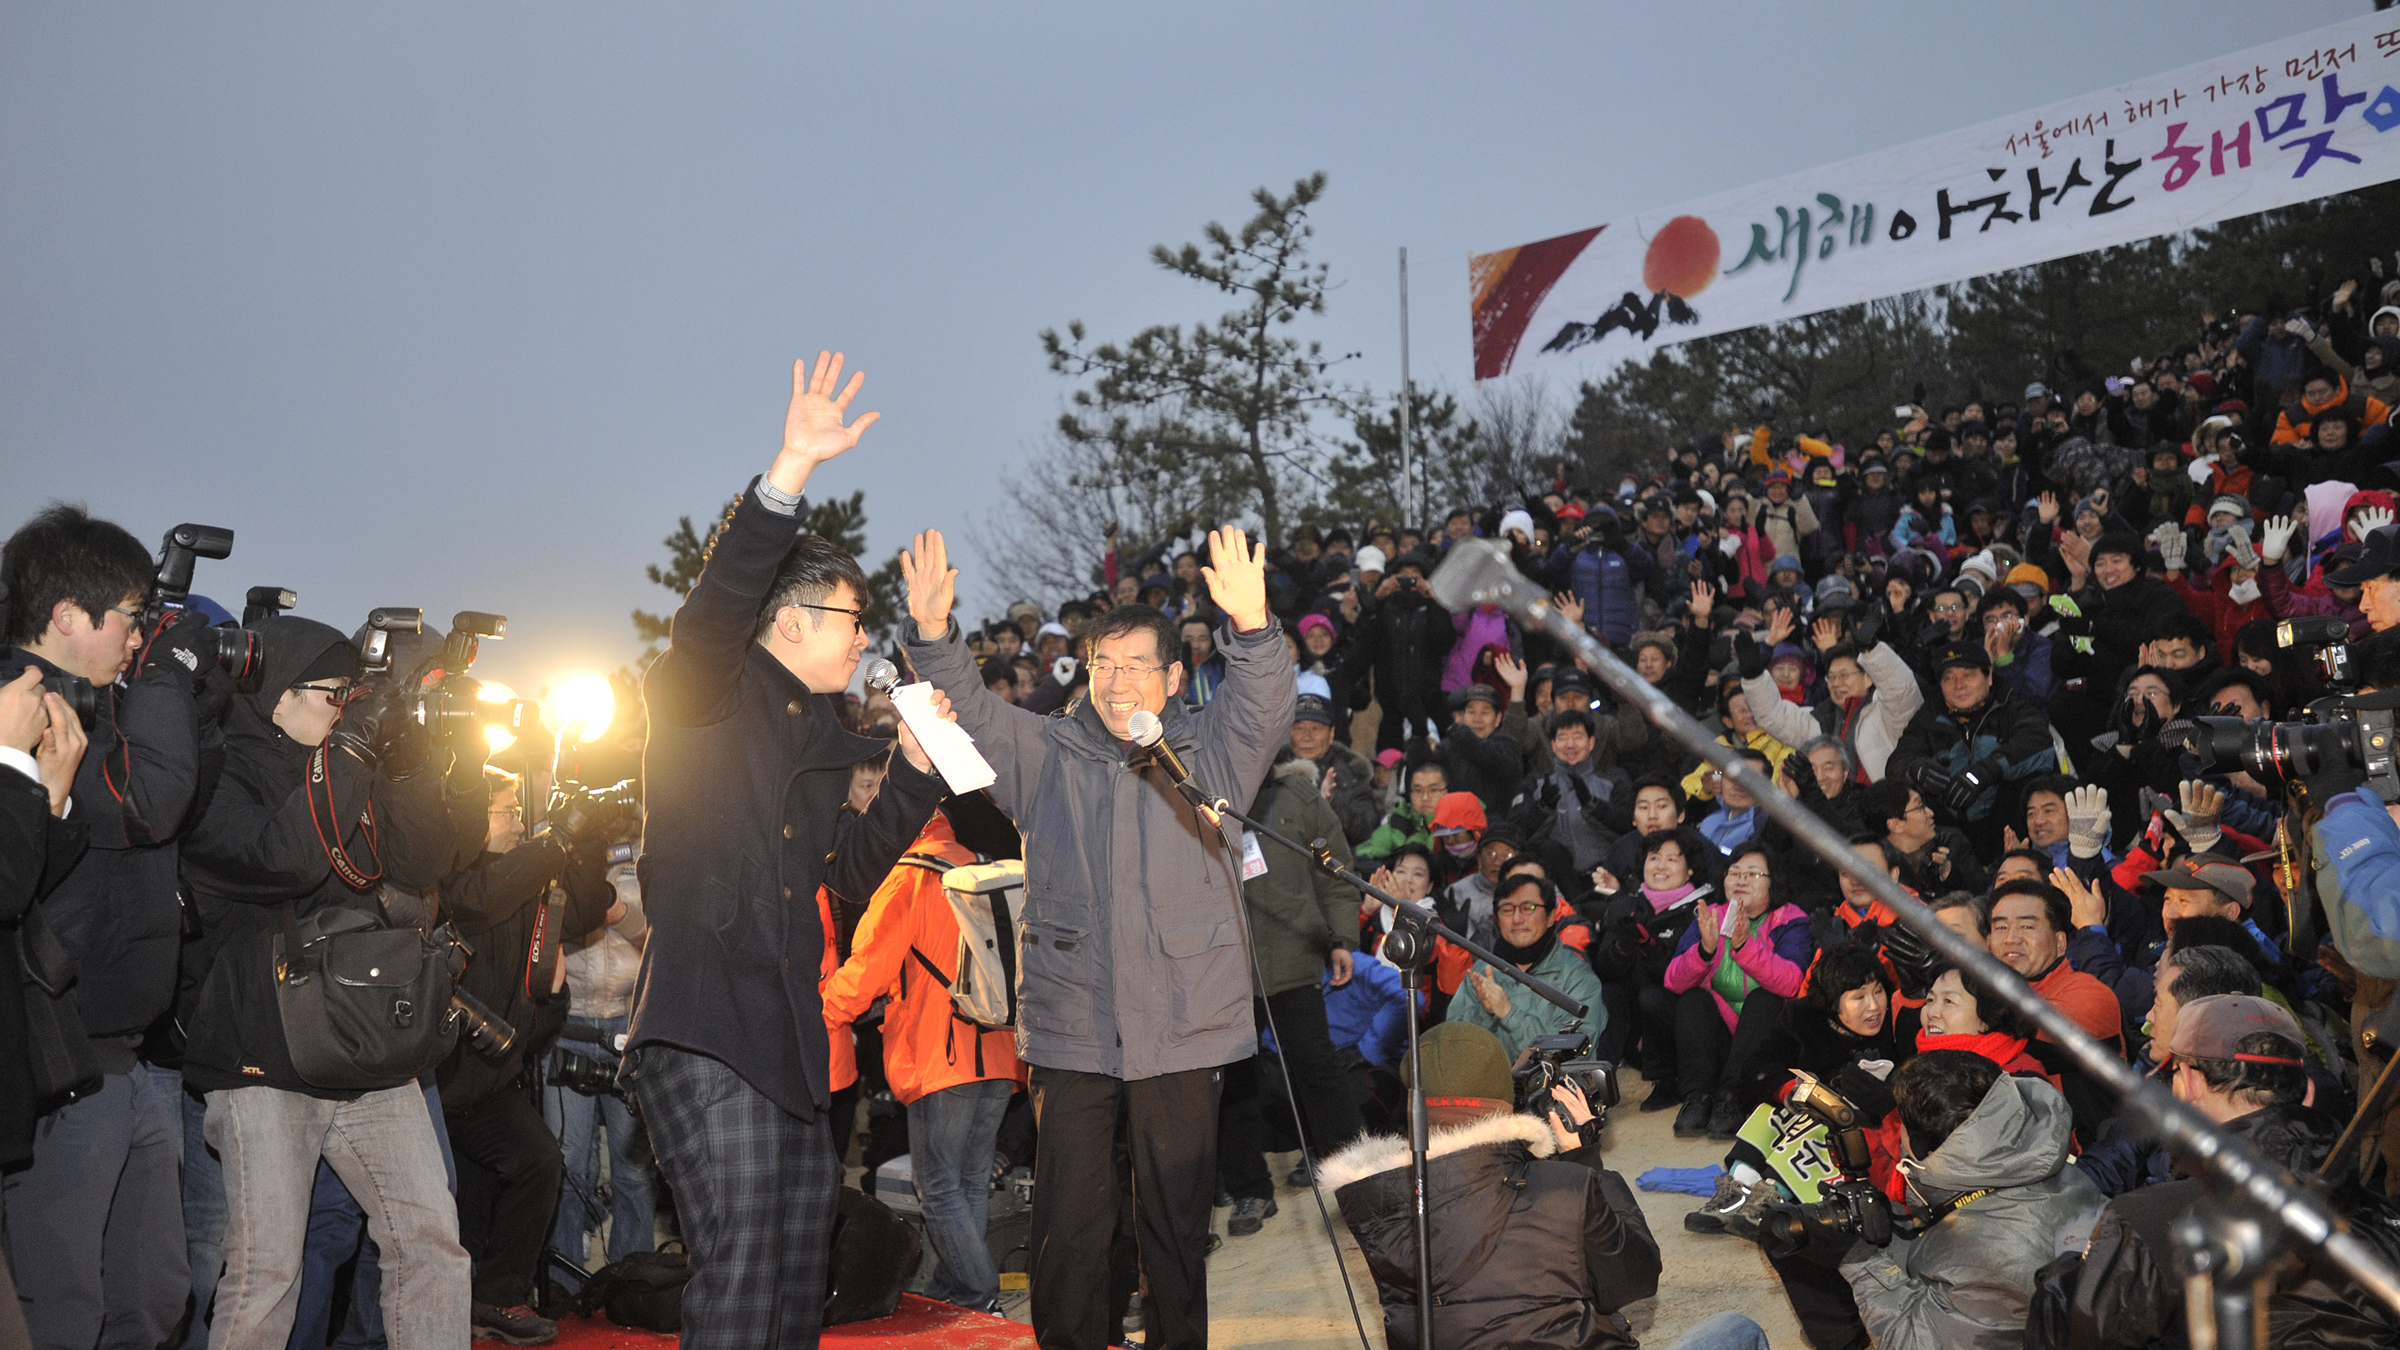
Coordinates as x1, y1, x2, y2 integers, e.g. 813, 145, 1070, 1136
623, 353, 947, 1350
901, 515, 1292, 1350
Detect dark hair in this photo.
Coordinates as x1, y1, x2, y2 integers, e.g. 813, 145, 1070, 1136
2185, 667, 2268, 714
1924, 959, 2035, 1041
2023, 773, 2078, 807
2164, 944, 2261, 1001
2166, 914, 2271, 967
2150, 611, 2213, 654
1998, 847, 2054, 877
2, 504, 153, 646
1407, 760, 1450, 790
754, 534, 872, 643
1725, 841, 1777, 906
1977, 588, 2027, 621
1639, 826, 1708, 876
1847, 833, 1895, 871
1733, 747, 1770, 774
1082, 604, 1180, 668
1546, 708, 1598, 740
2182, 1031, 2309, 1107
1806, 944, 1894, 1022
1631, 773, 1688, 819
1497, 873, 1556, 907
1387, 841, 1437, 877
979, 659, 1017, 691
1820, 642, 1866, 675
1893, 1050, 2004, 1158
1988, 879, 2071, 937
1857, 779, 1914, 839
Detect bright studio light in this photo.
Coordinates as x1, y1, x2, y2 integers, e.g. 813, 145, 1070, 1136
549, 673, 615, 745
477, 682, 519, 754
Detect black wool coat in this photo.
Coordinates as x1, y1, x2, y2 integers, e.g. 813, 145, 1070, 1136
626, 481, 942, 1122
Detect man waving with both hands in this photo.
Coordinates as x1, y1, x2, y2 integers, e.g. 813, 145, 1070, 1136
901, 516, 1295, 1350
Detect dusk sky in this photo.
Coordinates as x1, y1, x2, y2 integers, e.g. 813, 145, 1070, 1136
2, 1, 2361, 698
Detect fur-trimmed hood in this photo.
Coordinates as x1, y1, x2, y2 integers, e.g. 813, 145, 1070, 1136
1316, 1109, 1555, 1193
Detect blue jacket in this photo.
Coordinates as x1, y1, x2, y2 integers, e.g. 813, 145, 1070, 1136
1323, 958, 1409, 1069
1549, 541, 1640, 647
2324, 790, 2400, 941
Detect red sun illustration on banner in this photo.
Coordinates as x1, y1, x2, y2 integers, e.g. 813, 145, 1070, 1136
1643, 216, 1720, 300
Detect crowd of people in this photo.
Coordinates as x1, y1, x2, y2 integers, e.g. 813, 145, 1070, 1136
15, 273, 2400, 1350
936, 261, 2400, 1345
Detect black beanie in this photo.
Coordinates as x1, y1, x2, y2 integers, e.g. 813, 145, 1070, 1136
290, 642, 358, 690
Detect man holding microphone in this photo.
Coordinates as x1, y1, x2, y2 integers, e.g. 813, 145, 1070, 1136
901, 525, 1294, 1350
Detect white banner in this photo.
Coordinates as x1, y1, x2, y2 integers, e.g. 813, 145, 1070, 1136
1470, 13, 2400, 381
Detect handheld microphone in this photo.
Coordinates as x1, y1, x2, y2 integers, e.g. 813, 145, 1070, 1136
1126, 709, 1217, 823
863, 658, 901, 694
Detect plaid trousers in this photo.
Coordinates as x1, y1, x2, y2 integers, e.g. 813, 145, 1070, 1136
632, 1047, 839, 1349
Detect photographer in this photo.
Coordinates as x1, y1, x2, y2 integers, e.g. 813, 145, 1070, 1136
1318, 1021, 1663, 1350
2, 505, 210, 1350
1836, 1050, 2104, 1349
178, 614, 469, 1350
437, 767, 617, 1339
1887, 641, 2056, 861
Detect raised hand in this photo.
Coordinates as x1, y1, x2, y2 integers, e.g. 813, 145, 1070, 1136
1553, 591, 1586, 629
1689, 580, 1717, 628
2358, 506, 2396, 540
2261, 515, 2299, 564
1764, 606, 1796, 648
901, 530, 959, 638
1495, 653, 1528, 695
1201, 526, 1270, 632
2064, 784, 2111, 859
1811, 617, 1842, 652
2003, 825, 2026, 853
769, 352, 880, 495
2038, 491, 2061, 525
2050, 867, 2108, 931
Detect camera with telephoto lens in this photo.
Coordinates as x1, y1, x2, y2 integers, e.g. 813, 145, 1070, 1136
537, 779, 640, 849
1514, 1032, 1618, 1136
143, 524, 264, 681
551, 1048, 621, 1098
432, 930, 520, 1063
356, 609, 535, 747
2167, 616, 2400, 804
1757, 1070, 1896, 1249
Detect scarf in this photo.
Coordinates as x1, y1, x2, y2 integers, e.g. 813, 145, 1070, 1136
1642, 881, 1698, 915
1492, 928, 1559, 970
1916, 1028, 2030, 1070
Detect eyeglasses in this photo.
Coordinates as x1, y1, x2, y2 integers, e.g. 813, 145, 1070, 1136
1930, 602, 1966, 616
789, 601, 865, 632
1086, 660, 1166, 681
292, 682, 351, 702
489, 806, 522, 823
1725, 867, 1771, 882
1494, 901, 1550, 917
107, 604, 141, 626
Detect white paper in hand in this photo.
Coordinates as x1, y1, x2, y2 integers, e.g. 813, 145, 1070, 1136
891, 682, 997, 793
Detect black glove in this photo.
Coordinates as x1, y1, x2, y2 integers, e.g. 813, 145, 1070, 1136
1881, 919, 1941, 999
1941, 762, 1989, 815
547, 789, 626, 852
139, 608, 217, 680
192, 662, 235, 726
328, 678, 410, 767
1734, 631, 1767, 681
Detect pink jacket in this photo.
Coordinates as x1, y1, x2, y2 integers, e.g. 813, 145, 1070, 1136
1663, 902, 1813, 1031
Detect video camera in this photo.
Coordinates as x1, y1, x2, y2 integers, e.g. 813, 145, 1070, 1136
144, 524, 263, 682
1514, 1032, 1618, 1138
2169, 616, 2400, 804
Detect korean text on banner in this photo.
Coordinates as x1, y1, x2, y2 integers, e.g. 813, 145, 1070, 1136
1471, 13, 2400, 381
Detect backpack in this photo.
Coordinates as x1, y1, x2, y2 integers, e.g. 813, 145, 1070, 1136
895, 853, 1027, 1072
574, 1246, 690, 1333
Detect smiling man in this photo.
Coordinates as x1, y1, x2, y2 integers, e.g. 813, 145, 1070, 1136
625, 353, 947, 1350
902, 517, 1292, 1350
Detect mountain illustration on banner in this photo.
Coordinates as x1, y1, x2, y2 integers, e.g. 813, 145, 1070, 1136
1470, 216, 1718, 379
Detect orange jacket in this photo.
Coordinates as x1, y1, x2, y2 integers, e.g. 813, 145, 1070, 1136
2273, 376, 2391, 444
822, 815, 1022, 1106
818, 887, 856, 1094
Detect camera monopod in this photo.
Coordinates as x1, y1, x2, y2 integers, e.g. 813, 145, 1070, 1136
1429, 538, 2400, 1350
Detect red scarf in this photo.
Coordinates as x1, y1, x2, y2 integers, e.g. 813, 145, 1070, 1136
1916, 1028, 2032, 1071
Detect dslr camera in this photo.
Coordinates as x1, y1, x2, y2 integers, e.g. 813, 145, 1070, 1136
356, 609, 537, 748
143, 523, 265, 682
1514, 1031, 1618, 1138
435, 931, 520, 1063
536, 779, 641, 849
2169, 616, 2400, 804
1757, 1070, 1896, 1249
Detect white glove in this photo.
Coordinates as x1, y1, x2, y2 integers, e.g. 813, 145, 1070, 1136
2065, 784, 2111, 859
1718, 534, 1742, 558
2261, 515, 2298, 564
2286, 318, 2315, 340
1052, 655, 1078, 683
2187, 455, 2218, 486
2166, 780, 2225, 855
2356, 505, 2395, 540
2152, 525, 2187, 573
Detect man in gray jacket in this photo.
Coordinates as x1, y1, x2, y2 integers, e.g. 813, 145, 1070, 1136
901, 527, 1293, 1350
1841, 1050, 2104, 1349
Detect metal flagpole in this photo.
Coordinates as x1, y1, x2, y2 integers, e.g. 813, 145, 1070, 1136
1398, 247, 1416, 531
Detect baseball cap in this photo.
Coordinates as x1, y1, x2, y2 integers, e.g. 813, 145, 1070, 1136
2025, 382, 2052, 400
1292, 694, 1336, 727
2326, 524, 2400, 586
2163, 994, 2305, 1066
1932, 640, 1991, 673
1036, 621, 1071, 640
1429, 792, 1488, 836
1375, 748, 1405, 768
2139, 852, 2255, 908
1355, 545, 1388, 574
1404, 1022, 1516, 1127
1452, 684, 1502, 711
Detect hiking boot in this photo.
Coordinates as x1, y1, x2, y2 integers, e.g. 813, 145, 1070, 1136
1721, 1178, 1784, 1245
1683, 1171, 1748, 1234
1227, 1195, 1278, 1235
1639, 1080, 1683, 1112
1286, 1161, 1315, 1189
1707, 1092, 1747, 1140
472, 1302, 559, 1346
1673, 1093, 1713, 1139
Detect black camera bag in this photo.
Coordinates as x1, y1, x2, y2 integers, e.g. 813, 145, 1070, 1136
576, 1247, 690, 1333
272, 899, 457, 1092
17, 904, 102, 1111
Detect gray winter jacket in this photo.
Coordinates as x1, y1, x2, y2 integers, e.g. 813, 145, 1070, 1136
904, 616, 1295, 1080
1840, 1074, 2105, 1350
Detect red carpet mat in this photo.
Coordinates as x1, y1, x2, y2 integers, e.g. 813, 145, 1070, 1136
546, 1297, 1036, 1350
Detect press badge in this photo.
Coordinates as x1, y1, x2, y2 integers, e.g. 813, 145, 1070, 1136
1240, 830, 1269, 880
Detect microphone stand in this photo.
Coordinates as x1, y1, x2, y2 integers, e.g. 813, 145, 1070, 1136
1150, 754, 1588, 1350
1426, 539, 2400, 1345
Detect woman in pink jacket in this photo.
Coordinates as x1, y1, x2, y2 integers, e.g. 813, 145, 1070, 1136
1661, 841, 1815, 1141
